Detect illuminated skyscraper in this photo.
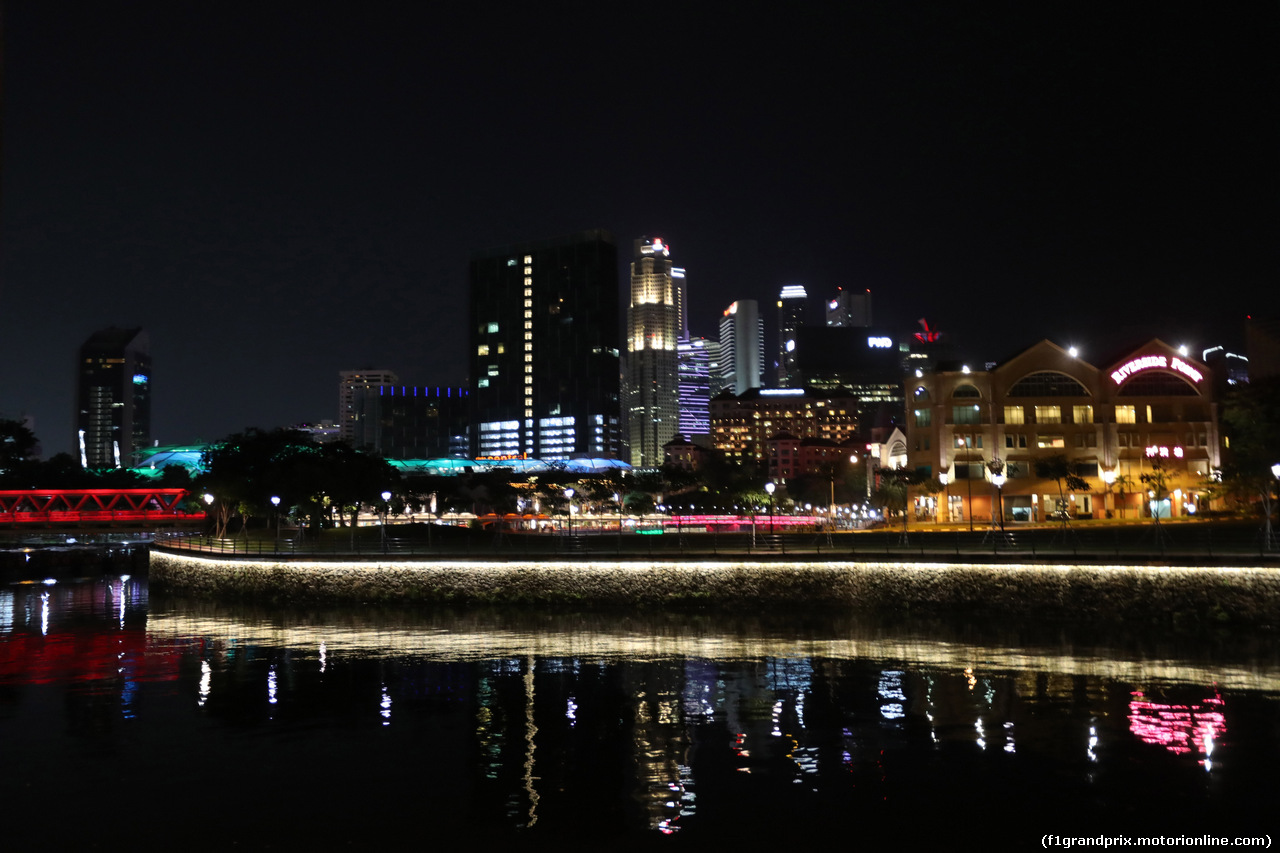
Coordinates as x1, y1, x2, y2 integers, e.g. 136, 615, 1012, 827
677, 336, 714, 437
719, 300, 764, 395
469, 230, 621, 460
76, 327, 151, 468
776, 284, 808, 387
626, 237, 686, 467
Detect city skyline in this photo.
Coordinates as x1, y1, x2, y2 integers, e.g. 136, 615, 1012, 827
1, 4, 1273, 454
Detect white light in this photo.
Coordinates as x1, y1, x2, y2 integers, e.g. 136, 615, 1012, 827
1068, 346, 1079, 357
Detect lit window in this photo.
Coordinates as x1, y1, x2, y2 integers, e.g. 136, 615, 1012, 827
477, 379, 489, 388
477, 344, 489, 356
1034, 405, 1061, 424
524, 266, 532, 275
486, 322, 499, 334
1003, 406, 1025, 425
1116, 405, 1136, 424
497, 344, 504, 354
523, 255, 532, 264
1037, 435, 1066, 449
1073, 405, 1093, 424
488, 365, 500, 376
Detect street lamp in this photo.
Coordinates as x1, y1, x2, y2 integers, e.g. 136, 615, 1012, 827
270, 495, 281, 545
938, 471, 949, 525
764, 482, 776, 534
1101, 468, 1116, 519
564, 487, 575, 537
991, 470, 1006, 534
380, 490, 392, 552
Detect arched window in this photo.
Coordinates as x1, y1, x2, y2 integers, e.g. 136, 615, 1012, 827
913, 385, 930, 401
1117, 373, 1199, 396
1007, 371, 1090, 397
952, 384, 981, 398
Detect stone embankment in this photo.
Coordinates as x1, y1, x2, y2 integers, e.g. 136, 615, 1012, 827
149, 548, 1280, 627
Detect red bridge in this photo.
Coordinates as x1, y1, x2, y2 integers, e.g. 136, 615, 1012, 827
0, 488, 206, 527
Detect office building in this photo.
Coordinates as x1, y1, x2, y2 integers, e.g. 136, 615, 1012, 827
626, 237, 686, 467
719, 299, 764, 395
826, 287, 872, 327
469, 230, 621, 460
677, 336, 715, 437
776, 285, 808, 387
77, 327, 151, 468
339, 369, 399, 445
358, 385, 470, 459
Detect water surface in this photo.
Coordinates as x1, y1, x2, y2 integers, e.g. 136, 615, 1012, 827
2, 574, 1276, 847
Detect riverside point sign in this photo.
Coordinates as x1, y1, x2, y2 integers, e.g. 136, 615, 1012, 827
1110, 355, 1203, 386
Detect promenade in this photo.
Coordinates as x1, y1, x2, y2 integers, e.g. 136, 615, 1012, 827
149, 520, 1280, 627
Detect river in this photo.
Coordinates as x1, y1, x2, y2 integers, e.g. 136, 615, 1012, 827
2, 563, 1276, 847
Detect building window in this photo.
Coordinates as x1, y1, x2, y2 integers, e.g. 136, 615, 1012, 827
952, 405, 981, 425
914, 408, 931, 427
1073, 405, 1093, 424
477, 344, 490, 356
1004, 406, 1025, 425
1116, 405, 1137, 424
1034, 405, 1061, 424
1037, 435, 1065, 449
486, 322, 499, 334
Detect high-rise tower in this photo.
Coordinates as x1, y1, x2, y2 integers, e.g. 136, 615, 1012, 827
76, 327, 151, 468
469, 230, 621, 460
719, 300, 764, 395
826, 287, 872, 327
626, 237, 686, 467
776, 284, 808, 387
338, 369, 399, 447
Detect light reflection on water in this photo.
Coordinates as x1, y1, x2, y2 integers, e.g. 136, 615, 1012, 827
1, 574, 1279, 846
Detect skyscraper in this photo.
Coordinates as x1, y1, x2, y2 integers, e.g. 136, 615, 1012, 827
339, 369, 399, 446
776, 284, 808, 387
626, 237, 686, 467
76, 327, 151, 468
825, 287, 872, 327
719, 300, 764, 395
677, 336, 715, 437
469, 230, 621, 460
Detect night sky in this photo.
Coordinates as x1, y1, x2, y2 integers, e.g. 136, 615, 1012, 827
1, 3, 1274, 456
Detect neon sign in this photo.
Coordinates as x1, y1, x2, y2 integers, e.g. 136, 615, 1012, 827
867, 336, 892, 348
1145, 445, 1184, 459
1111, 355, 1203, 385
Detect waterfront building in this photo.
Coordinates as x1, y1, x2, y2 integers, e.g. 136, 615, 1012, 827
776, 285, 808, 387
339, 369, 398, 445
904, 339, 1221, 524
76, 327, 151, 468
469, 230, 621, 460
626, 237, 686, 467
709, 386, 858, 464
719, 299, 764, 395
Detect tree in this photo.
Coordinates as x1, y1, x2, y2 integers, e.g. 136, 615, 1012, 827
1220, 377, 1280, 542
0, 419, 38, 472
1034, 454, 1090, 523
873, 466, 921, 541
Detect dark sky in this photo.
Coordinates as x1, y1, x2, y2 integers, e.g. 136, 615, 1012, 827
1, 3, 1274, 455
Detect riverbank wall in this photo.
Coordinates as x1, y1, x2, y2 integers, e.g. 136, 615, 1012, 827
149, 549, 1280, 627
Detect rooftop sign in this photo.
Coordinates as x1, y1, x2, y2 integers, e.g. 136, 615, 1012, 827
1110, 355, 1203, 386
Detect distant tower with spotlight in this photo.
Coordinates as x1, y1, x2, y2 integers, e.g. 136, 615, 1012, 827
719, 299, 764, 395
76, 327, 151, 468
776, 284, 808, 386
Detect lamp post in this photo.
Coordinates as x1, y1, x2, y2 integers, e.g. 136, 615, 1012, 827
380, 490, 392, 552
564, 487, 575, 537
764, 482, 776, 535
1101, 468, 1116, 520
990, 470, 1006, 535
614, 491, 622, 550
938, 471, 949, 525
270, 496, 281, 546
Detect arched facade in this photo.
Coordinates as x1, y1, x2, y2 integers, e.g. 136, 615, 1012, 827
905, 339, 1219, 524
